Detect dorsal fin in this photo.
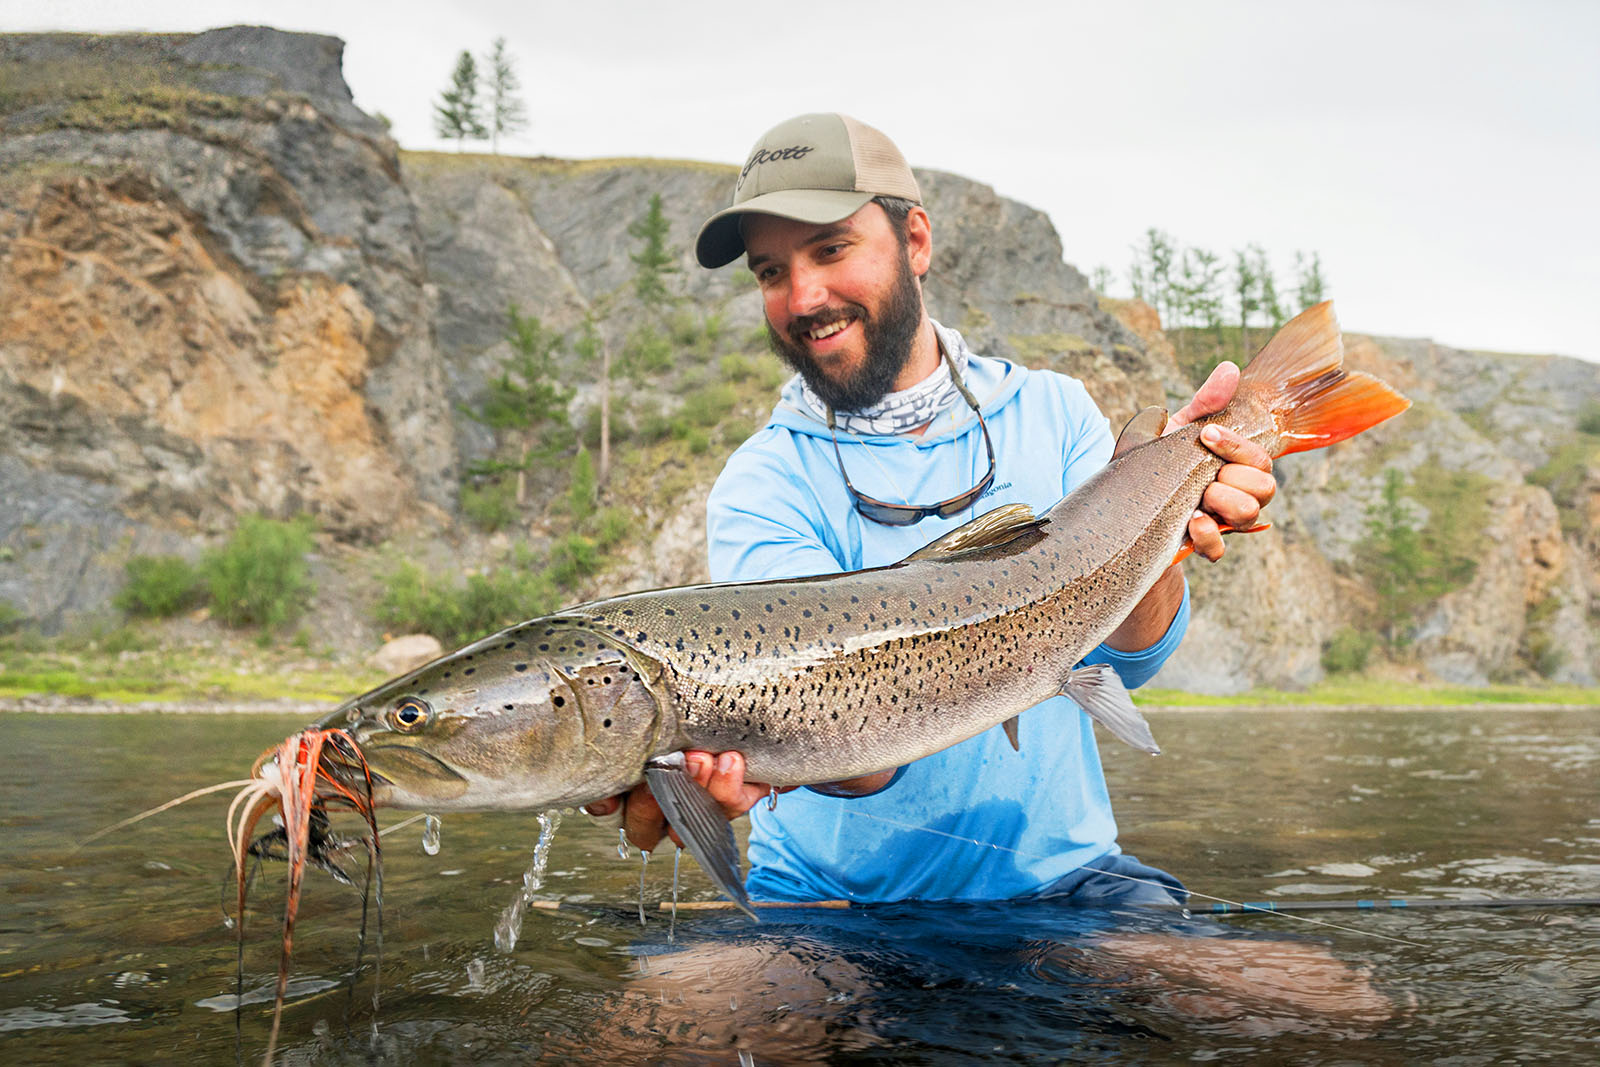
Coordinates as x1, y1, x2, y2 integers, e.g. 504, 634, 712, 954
903, 503, 1046, 563
1113, 406, 1169, 458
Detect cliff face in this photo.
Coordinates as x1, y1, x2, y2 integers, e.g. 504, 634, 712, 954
0, 27, 455, 626
2, 27, 1595, 689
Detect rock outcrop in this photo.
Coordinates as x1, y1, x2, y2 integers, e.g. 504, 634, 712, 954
1, 27, 454, 626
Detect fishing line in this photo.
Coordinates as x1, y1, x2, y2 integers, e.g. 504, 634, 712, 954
837, 808, 1428, 948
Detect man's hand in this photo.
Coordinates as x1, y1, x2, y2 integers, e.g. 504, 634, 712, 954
1106, 362, 1277, 650
582, 752, 892, 852
583, 752, 780, 853
1165, 361, 1276, 562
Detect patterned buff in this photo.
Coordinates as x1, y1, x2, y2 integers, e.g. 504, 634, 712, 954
800, 321, 974, 436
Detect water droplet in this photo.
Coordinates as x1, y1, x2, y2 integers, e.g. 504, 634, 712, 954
638, 849, 651, 926
617, 827, 630, 860
493, 810, 563, 953
738, 1050, 755, 1067
669, 847, 682, 944
422, 813, 442, 856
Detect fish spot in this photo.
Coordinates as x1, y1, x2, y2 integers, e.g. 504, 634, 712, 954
553, 695, 565, 707
731, 609, 741, 620
514, 663, 528, 672
464, 668, 476, 676
503, 703, 514, 711
700, 603, 711, 612
539, 643, 550, 652
665, 608, 677, 616
504, 642, 516, 650
603, 718, 612, 728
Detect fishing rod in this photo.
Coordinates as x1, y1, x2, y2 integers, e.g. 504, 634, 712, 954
1186, 896, 1600, 915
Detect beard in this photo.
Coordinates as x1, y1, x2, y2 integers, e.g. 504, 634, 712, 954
764, 247, 924, 413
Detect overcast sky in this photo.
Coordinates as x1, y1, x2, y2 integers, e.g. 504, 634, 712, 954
12, 1, 1599, 361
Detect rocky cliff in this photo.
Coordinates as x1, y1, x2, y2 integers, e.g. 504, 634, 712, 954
2, 27, 1595, 689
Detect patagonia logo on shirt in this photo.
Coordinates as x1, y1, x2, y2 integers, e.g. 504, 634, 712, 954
738, 144, 815, 189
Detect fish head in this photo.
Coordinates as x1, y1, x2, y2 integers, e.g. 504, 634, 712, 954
314, 618, 670, 812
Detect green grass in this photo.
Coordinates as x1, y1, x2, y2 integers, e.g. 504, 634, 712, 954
1137, 679, 1600, 707
0, 647, 386, 705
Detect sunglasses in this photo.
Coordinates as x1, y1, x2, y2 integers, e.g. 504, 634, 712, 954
826, 347, 996, 526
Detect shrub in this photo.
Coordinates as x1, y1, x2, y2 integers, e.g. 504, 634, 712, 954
461, 477, 518, 532
114, 555, 201, 617
720, 352, 753, 382
203, 515, 317, 630
1321, 627, 1375, 674
594, 506, 633, 550
678, 383, 738, 429
568, 447, 597, 523
548, 533, 600, 589
1577, 403, 1600, 437
377, 557, 562, 650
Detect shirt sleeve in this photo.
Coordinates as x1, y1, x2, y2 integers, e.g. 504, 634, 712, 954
707, 440, 845, 583
1082, 576, 1190, 690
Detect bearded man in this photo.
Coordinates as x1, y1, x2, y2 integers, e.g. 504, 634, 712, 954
589, 113, 1276, 905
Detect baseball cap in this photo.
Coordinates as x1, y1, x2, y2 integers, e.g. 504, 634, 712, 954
695, 113, 922, 269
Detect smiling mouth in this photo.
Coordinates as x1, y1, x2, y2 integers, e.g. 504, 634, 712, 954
808, 319, 851, 341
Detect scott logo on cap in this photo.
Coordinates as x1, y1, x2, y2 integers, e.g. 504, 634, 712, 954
737, 144, 815, 188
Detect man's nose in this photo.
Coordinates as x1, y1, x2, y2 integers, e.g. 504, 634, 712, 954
786, 261, 828, 317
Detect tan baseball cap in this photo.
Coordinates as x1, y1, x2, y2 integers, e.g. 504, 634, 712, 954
695, 113, 922, 269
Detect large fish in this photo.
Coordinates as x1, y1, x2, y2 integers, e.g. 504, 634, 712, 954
308, 301, 1408, 914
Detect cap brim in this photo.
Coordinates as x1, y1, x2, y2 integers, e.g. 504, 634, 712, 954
695, 189, 875, 268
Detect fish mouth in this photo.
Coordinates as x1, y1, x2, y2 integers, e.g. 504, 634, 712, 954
356, 744, 471, 804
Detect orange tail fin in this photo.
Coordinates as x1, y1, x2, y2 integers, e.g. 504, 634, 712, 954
1239, 301, 1411, 457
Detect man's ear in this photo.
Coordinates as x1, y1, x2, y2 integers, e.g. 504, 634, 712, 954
906, 206, 932, 278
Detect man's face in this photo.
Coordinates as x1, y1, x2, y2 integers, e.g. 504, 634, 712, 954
743, 204, 927, 412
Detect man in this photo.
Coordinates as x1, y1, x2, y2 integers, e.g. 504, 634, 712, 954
588, 113, 1275, 905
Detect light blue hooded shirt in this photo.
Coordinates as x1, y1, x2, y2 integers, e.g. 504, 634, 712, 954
705, 323, 1189, 902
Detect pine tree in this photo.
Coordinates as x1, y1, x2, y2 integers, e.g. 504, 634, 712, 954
1295, 250, 1328, 310
434, 50, 487, 151
1130, 228, 1178, 327
628, 194, 679, 307
475, 306, 574, 505
1251, 244, 1284, 328
1362, 468, 1426, 650
483, 37, 528, 155
1231, 249, 1260, 355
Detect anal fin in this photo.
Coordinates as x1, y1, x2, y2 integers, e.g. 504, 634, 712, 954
1001, 715, 1021, 752
1171, 522, 1271, 565
643, 753, 758, 921
1062, 663, 1160, 754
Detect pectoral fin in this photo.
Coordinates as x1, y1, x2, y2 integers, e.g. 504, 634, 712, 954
643, 753, 758, 921
1062, 663, 1160, 754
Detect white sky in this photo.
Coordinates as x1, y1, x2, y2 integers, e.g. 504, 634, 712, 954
10, 0, 1599, 361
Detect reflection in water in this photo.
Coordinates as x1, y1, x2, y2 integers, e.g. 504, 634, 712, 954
0, 707, 1596, 1064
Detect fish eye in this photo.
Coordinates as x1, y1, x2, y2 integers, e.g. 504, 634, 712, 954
388, 697, 432, 733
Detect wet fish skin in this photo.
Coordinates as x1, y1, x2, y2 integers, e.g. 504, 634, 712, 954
317, 302, 1407, 821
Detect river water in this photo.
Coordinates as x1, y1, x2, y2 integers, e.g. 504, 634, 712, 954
1, 707, 1596, 1065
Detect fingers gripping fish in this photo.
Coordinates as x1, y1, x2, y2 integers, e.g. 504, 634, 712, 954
307, 301, 1409, 915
